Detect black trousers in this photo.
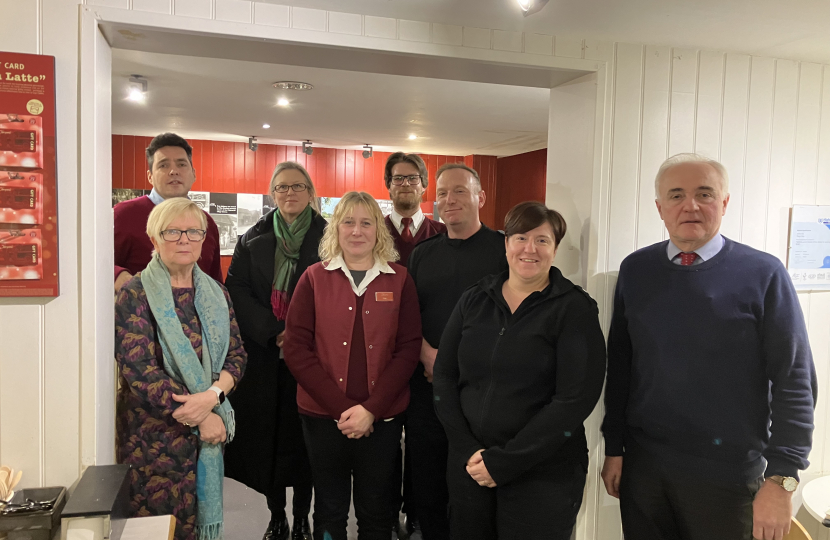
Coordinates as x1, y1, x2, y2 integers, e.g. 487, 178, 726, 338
302, 415, 403, 540
447, 452, 585, 540
267, 480, 313, 521
619, 442, 763, 540
407, 381, 450, 540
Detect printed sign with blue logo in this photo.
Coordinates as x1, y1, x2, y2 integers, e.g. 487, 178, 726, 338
788, 205, 830, 289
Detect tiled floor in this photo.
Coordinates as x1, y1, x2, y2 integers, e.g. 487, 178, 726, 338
223, 478, 361, 540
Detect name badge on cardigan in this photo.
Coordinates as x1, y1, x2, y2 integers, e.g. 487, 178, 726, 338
375, 292, 394, 302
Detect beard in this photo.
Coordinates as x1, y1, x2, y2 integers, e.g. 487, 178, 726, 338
393, 192, 421, 212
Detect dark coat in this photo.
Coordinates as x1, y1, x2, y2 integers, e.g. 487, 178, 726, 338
223, 208, 327, 495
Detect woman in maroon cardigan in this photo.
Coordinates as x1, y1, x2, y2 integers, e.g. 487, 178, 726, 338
284, 191, 421, 540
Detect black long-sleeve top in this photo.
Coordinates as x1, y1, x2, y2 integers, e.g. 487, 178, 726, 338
408, 225, 508, 391
433, 268, 607, 486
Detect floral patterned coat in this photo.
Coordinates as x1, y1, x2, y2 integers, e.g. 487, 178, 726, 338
114, 275, 247, 540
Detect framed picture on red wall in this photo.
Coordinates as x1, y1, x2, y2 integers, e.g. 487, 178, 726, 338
0, 52, 58, 297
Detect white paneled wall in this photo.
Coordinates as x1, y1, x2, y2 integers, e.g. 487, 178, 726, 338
1, 1, 829, 538
597, 44, 830, 539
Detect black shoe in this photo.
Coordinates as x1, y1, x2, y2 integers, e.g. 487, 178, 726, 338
291, 516, 311, 540
264, 516, 290, 540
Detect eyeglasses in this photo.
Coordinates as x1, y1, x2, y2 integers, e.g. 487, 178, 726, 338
160, 229, 206, 242
273, 183, 309, 193
390, 175, 422, 186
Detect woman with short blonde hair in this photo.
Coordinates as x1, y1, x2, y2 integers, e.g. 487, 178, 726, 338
284, 192, 421, 540
318, 191, 398, 264
116, 197, 247, 540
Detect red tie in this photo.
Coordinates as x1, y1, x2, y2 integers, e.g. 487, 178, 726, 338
680, 252, 698, 266
401, 217, 414, 243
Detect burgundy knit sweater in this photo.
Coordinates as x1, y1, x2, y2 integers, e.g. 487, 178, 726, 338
384, 214, 447, 268
114, 195, 223, 283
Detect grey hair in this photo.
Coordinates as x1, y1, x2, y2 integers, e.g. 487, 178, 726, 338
269, 161, 321, 214
654, 153, 730, 198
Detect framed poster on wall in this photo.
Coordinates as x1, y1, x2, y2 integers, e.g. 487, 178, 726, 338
0, 52, 58, 297
787, 205, 830, 290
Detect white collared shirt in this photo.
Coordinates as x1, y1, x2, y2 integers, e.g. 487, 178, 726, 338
389, 208, 425, 237
324, 255, 396, 296
148, 188, 165, 205
666, 233, 724, 265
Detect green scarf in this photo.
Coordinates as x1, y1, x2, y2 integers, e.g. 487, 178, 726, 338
141, 254, 235, 540
271, 205, 312, 320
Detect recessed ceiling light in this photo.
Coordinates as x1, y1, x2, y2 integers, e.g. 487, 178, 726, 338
277, 98, 290, 107
263, 123, 271, 129
408, 134, 418, 140
273, 81, 314, 91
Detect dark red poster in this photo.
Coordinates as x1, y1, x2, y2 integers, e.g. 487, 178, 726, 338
0, 52, 58, 297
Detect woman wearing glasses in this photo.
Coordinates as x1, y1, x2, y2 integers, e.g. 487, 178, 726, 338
284, 192, 421, 540
115, 197, 247, 540
224, 162, 327, 540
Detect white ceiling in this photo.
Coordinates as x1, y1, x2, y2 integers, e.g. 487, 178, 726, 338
112, 49, 553, 156
263, 0, 830, 64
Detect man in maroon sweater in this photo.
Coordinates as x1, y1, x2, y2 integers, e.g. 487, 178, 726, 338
383, 152, 446, 268
382, 152, 446, 539
114, 133, 222, 291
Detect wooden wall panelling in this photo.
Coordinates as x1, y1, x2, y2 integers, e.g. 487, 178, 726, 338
668, 48, 698, 156
718, 54, 750, 240
741, 57, 776, 251
637, 45, 671, 249
694, 51, 725, 161
606, 43, 645, 269
765, 60, 799, 262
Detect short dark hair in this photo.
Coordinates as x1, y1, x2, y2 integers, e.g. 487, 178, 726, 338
504, 201, 567, 247
146, 133, 193, 171
384, 152, 429, 189
436, 162, 481, 190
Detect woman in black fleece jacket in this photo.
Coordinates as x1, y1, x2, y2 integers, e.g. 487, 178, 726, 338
433, 202, 606, 540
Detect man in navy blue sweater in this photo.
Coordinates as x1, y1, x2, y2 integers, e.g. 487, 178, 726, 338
601, 153, 816, 540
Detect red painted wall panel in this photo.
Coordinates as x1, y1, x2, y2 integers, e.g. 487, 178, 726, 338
495, 148, 547, 228
114, 135, 528, 277
113, 135, 480, 201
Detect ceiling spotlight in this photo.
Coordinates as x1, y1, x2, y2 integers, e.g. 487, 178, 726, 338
362, 145, 373, 159
277, 98, 290, 107
517, 0, 550, 16
248, 137, 258, 152
302, 140, 314, 156
127, 74, 147, 103
273, 81, 314, 91
408, 134, 417, 140
262, 123, 270, 129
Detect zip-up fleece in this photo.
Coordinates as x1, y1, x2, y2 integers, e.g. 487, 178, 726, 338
433, 267, 606, 486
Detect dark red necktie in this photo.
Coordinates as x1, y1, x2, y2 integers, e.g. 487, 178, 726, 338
401, 217, 414, 243
680, 252, 698, 266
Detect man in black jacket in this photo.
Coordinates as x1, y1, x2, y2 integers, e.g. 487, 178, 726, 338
406, 163, 507, 540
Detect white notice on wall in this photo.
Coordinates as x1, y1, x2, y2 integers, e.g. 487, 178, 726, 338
787, 205, 830, 290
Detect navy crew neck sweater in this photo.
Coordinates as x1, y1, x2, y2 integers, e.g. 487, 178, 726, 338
602, 238, 817, 482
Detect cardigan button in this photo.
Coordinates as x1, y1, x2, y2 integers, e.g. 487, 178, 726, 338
365, 310, 369, 314
339, 378, 343, 382
371, 380, 375, 385
369, 345, 373, 349
343, 342, 347, 346
349, 307, 352, 310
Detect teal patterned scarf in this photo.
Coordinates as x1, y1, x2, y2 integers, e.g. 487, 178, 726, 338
141, 254, 235, 540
